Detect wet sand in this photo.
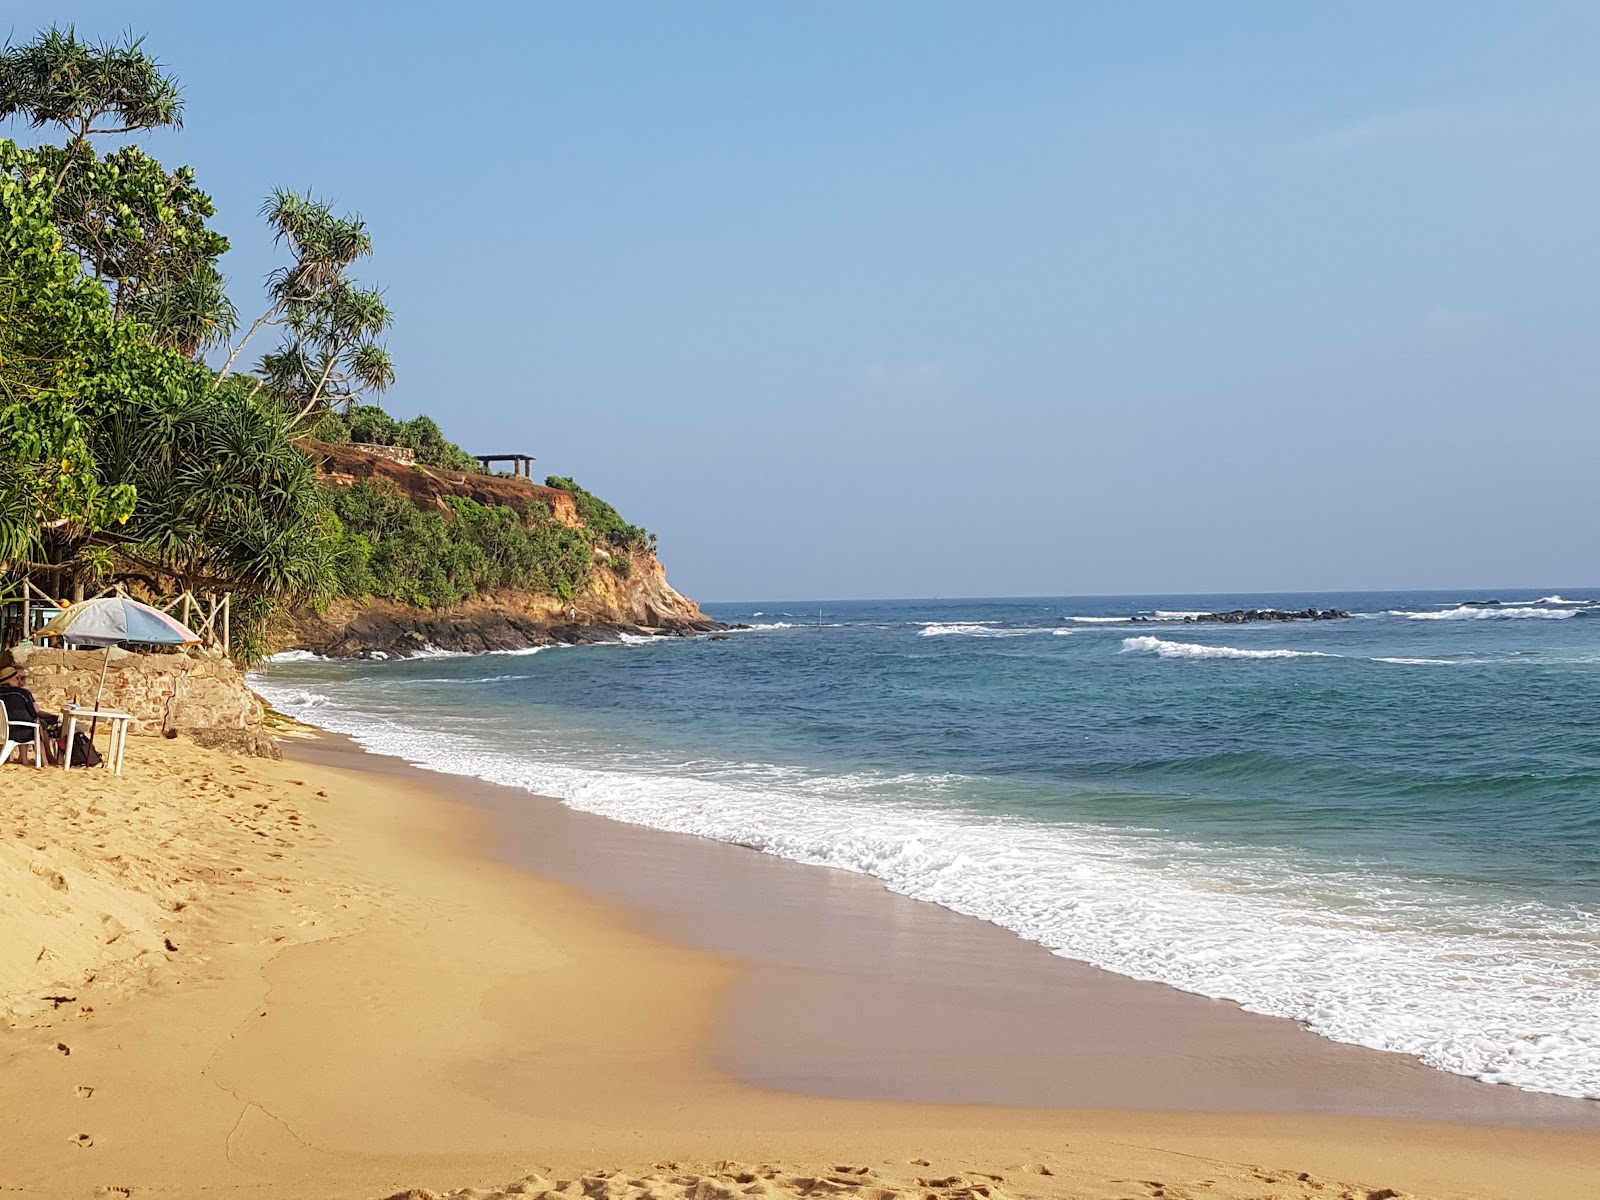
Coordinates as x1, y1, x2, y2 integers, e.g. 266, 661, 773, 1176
292, 734, 1600, 1127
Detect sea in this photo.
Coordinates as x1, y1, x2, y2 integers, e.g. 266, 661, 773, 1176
251, 589, 1600, 1102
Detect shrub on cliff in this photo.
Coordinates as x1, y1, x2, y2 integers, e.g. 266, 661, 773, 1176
324, 481, 593, 607
313, 406, 482, 473
543, 476, 654, 552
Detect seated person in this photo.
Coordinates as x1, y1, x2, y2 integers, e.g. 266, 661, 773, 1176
0, 664, 60, 763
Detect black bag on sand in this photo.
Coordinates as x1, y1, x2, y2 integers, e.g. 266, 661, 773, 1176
68, 731, 102, 768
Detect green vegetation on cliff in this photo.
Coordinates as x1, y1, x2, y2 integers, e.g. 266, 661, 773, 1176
311, 405, 481, 473
326, 483, 599, 607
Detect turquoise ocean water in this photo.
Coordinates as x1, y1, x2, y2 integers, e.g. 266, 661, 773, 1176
253, 590, 1600, 1100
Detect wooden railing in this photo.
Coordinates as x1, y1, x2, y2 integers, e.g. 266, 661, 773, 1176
1, 580, 231, 654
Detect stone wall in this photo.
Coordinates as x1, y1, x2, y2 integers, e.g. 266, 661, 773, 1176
1, 646, 265, 738
349, 441, 415, 466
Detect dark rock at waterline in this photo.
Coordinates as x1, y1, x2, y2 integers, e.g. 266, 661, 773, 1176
1183, 608, 1350, 624
284, 606, 726, 660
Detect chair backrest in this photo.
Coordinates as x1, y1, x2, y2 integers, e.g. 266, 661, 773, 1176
0, 698, 12, 742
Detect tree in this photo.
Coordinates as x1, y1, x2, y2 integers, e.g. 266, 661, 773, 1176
219, 191, 374, 374
0, 26, 182, 187
34, 143, 235, 353
255, 277, 396, 426
0, 138, 138, 568
2, 28, 233, 360
216, 187, 397, 430
90, 375, 337, 600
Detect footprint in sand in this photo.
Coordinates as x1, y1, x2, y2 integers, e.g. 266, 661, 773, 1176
76, 1085, 94, 1098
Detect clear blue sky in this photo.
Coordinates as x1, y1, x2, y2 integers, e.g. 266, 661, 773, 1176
9, 2, 1600, 600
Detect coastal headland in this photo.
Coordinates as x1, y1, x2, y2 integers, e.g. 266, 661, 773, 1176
2, 730, 1596, 1200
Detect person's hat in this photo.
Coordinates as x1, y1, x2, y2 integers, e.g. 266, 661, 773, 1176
0, 665, 18, 685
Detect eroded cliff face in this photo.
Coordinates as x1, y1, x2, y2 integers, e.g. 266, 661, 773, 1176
286, 548, 719, 660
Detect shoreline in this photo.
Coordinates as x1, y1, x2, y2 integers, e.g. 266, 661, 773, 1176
288, 732, 1600, 1128
0, 730, 1595, 1199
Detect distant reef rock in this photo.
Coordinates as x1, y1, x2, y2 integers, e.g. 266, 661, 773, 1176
1182, 608, 1350, 625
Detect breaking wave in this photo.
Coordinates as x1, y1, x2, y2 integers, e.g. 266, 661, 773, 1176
1121, 636, 1335, 661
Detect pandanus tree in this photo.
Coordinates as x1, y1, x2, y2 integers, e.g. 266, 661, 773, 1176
89, 375, 337, 601
216, 188, 397, 430
0, 25, 183, 187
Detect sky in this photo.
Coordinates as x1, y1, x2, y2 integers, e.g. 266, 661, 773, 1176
8, 2, 1600, 600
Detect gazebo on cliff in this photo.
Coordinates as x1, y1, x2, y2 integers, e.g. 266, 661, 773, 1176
475, 453, 537, 479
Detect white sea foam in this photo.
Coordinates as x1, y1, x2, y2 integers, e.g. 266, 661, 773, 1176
1152, 610, 1209, 619
1062, 615, 1132, 624
247, 674, 1600, 1100
263, 649, 327, 663
1371, 656, 1459, 665
918, 622, 1030, 638
1121, 636, 1334, 661
749, 622, 795, 630
1534, 595, 1590, 605
411, 644, 472, 659
1393, 606, 1578, 621
274, 688, 332, 707
1051, 629, 1075, 636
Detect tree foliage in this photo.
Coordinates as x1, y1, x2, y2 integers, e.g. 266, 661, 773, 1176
0, 25, 183, 175
1, 138, 139, 565
90, 376, 336, 600
25, 141, 236, 354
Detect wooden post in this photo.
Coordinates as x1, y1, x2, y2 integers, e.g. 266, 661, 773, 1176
222, 593, 230, 656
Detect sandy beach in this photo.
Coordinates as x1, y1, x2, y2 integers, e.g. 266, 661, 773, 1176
2, 731, 1597, 1200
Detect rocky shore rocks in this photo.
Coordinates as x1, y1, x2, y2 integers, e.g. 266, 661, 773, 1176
286, 604, 725, 661
1182, 608, 1350, 624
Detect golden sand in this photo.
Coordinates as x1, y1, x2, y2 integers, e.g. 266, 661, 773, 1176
1, 735, 1595, 1199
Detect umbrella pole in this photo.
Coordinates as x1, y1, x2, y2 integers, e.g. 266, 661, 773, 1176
90, 646, 110, 741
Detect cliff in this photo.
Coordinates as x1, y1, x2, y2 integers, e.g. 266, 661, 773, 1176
282, 442, 721, 659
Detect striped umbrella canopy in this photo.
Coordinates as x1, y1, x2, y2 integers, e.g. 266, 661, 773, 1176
36, 597, 201, 647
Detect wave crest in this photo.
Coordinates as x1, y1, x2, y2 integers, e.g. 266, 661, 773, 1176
1121, 636, 1333, 661
1394, 606, 1578, 621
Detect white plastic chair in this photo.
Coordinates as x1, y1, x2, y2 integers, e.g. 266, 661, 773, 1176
0, 705, 46, 768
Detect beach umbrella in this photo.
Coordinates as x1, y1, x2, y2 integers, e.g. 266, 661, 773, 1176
35, 598, 201, 735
